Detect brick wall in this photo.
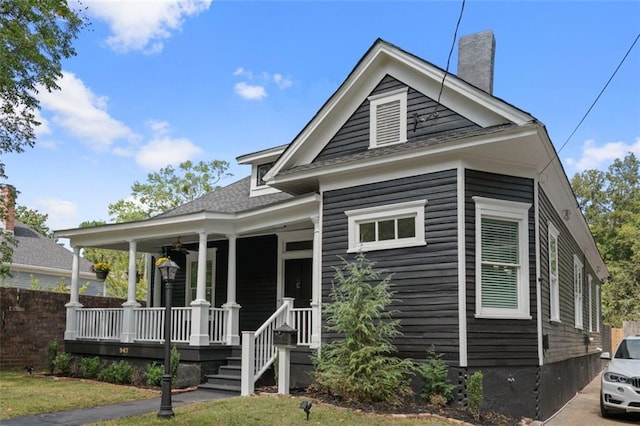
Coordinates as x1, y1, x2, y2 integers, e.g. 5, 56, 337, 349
0, 288, 127, 371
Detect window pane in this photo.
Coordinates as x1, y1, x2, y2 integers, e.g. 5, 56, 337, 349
482, 264, 518, 308
378, 220, 395, 241
397, 217, 415, 239
482, 218, 518, 264
549, 236, 557, 274
257, 163, 273, 186
359, 222, 375, 242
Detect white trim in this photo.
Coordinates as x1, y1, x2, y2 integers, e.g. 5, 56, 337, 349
473, 196, 532, 319
345, 199, 427, 253
457, 164, 467, 366
368, 87, 408, 148
588, 274, 593, 332
548, 222, 560, 322
249, 162, 281, 197
276, 230, 314, 306
573, 254, 584, 329
534, 181, 543, 366
596, 283, 601, 333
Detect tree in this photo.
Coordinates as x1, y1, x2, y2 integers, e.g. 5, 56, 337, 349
108, 160, 232, 220
16, 205, 53, 238
313, 253, 415, 404
0, 0, 85, 178
571, 153, 640, 327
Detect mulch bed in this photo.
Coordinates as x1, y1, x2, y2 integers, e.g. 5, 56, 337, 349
256, 386, 527, 426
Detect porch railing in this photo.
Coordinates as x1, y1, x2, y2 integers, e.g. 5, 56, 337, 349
77, 308, 123, 340
134, 307, 192, 343
291, 307, 312, 346
209, 307, 226, 343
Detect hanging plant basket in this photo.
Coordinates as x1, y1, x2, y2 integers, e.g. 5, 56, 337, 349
95, 270, 109, 280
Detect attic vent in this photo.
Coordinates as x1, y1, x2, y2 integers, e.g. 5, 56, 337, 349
368, 87, 407, 149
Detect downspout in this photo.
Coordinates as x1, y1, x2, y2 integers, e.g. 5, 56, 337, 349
457, 163, 467, 367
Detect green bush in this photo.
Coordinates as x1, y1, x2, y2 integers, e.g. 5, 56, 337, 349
313, 253, 415, 405
417, 346, 454, 403
144, 362, 164, 387
467, 371, 484, 420
79, 357, 102, 379
98, 360, 134, 384
170, 346, 180, 384
54, 352, 73, 375
47, 340, 58, 374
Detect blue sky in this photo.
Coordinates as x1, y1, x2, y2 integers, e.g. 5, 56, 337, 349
4, 0, 639, 236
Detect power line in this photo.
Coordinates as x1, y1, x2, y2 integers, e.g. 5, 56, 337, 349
539, 32, 640, 175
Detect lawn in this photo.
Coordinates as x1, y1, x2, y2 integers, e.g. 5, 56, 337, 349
0, 370, 159, 419
0, 370, 461, 425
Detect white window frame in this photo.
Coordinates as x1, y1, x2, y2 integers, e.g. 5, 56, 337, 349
473, 196, 532, 319
596, 283, 601, 332
185, 248, 218, 306
548, 222, 561, 322
574, 255, 584, 329
368, 87, 408, 149
345, 199, 426, 253
588, 274, 593, 332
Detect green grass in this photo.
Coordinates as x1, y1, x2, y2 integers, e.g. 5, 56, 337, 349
0, 370, 159, 419
94, 394, 459, 426
0, 370, 460, 425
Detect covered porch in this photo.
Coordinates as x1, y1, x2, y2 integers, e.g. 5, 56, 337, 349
55, 193, 321, 392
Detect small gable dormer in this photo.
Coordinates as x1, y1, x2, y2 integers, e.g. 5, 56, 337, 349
368, 87, 408, 148
237, 145, 287, 197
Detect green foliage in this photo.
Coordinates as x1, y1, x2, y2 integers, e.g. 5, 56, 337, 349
467, 371, 484, 420
15, 205, 52, 238
0, 186, 17, 278
571, 153, 640, 326
171, 346, 180, 384
54, 352, 73, 375
417, 346, 454, 403
108, 159, 232, 220
313, 253, 415, 405
47, 340, 58, 374
98, 360, 134, 384
144, 362, 164, 387
79, 357, 102, 379
0, 0, 85, 178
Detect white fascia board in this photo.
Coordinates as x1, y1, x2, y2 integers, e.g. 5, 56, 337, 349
237, 145, 287, 165
234, 194, 320, 234
10, 263, 95, 280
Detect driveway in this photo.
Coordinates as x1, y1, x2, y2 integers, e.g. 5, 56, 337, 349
544, 373, 640, 425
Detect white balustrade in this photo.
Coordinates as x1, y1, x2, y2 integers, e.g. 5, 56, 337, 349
209, 307, 226, 343
77, 308, 123, 340
291, 308, 312, 346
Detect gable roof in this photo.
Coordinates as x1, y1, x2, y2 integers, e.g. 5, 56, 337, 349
264, 38, 535, 185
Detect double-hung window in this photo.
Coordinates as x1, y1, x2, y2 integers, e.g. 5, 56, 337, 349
548, 223, 560, 322
574, 255, 584, 329
345, 200, 426, 252
368, 88, 408, 148
473, 197, 531, 319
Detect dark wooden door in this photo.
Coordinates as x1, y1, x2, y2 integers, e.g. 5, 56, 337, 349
284, 258, 312, 308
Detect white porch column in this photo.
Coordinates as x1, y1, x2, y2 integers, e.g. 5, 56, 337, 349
310, 216, 321, 348
223, 234, 240, 345
64, 246, 83, 340
121, 240, 141, 343
190, 232, 211, 346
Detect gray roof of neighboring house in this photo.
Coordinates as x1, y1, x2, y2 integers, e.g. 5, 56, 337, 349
12, 220, 93, 272
157, 176, 295, 218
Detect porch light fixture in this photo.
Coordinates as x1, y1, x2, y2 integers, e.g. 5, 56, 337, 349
156, 256, 180, 419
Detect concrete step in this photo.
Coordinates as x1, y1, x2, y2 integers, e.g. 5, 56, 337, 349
198, 382, 240, 394
204, 373, 241, 387
218, 365, 241, 376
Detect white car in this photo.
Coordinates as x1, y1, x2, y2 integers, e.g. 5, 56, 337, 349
600, 335, 640, 417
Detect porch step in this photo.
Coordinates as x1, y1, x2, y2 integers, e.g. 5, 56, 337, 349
199, 356, 242, 395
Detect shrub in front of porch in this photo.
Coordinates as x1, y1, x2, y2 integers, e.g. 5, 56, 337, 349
312, 253, 415, 405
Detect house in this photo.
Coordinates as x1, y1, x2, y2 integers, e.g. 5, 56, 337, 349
54, 31, 608, 421
0, 184, 105, 296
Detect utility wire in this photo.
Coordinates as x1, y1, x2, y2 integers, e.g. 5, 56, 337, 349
539, 32, 640, 174
414, 0, 465, 129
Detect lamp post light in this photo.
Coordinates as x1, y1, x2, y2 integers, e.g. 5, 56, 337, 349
156, 256, 180, 419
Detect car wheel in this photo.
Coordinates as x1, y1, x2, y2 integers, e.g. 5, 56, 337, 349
600, 393, 609, 418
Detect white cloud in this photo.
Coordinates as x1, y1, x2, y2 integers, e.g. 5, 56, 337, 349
37, 71, 135, 150
234, 82, 267, 100
86, 0, 212, 54
566, 138, 640, 171
36, 197, 80, 231
273, 73, 292, 89
233, 67, 252, 79
136, 121, 202, 169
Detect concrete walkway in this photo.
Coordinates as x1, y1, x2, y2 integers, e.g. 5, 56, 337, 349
544, 373, 640, 425
1, 389, 233, 425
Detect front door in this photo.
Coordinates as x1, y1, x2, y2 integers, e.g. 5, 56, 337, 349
284, 258, 312, 308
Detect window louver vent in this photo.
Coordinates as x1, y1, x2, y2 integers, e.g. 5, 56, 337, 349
376, 100, 401, 146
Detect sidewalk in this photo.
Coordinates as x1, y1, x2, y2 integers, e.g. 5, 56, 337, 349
1, 389, 232, 425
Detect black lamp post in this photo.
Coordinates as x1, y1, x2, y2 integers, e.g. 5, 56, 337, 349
157, 257, 180, 419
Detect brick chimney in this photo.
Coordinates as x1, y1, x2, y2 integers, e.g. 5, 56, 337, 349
457, 30, 496, 94
1, 184, 16, 234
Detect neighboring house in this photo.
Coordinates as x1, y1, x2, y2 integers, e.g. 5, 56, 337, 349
55, 32, 608, 421
0, 185, 105, 296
